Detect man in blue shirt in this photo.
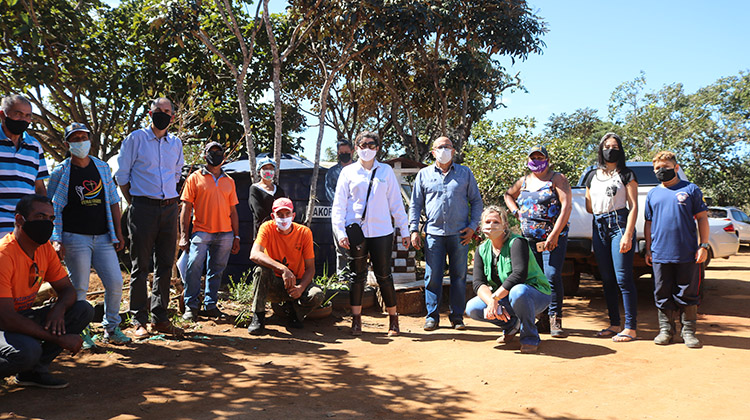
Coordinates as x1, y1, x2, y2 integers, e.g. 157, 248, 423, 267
410, 136, 483, 330
0, 95, 49, 238
115, 98, 184, 339
644, 150, 708, 349
324, 139, 354, 278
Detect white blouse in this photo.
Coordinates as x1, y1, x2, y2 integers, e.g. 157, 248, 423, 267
587, 168, 635, 214
331, 160, 409, 240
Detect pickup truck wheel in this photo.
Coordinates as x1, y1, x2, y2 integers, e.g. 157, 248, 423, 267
562, 272, 580, 296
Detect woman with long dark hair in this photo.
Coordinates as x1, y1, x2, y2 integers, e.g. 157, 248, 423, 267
331, 131, 409, 336
585, 133, 638, 342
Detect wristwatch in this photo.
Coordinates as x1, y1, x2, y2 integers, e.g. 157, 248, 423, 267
699, 243, 709, 250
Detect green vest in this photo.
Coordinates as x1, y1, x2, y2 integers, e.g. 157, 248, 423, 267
477, 234, 551, 295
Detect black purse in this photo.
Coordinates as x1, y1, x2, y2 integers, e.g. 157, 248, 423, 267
345, 168, 377, 247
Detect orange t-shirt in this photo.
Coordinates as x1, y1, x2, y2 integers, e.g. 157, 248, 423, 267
181, 169, 239, 233
255, 220, 315, 279
0, 233, 69, 312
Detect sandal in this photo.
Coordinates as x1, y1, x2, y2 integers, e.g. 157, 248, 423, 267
613, 333, 637, 342
595, 328, 619, 338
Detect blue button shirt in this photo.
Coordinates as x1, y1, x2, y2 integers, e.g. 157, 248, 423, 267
115, 127, 184, 200
409, 163, 483, 236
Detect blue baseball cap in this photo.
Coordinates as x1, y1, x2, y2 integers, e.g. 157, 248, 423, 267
64, 122, 90, 141
256, 156, 276, 172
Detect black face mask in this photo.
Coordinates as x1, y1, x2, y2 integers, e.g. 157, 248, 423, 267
337, 153, 351, 163
603, 148, 621, 163
22, 219, 54, 244
655, 167, 676, 183
3, 117, 30, 135
206, 151, 224, 167
151, 111, 172, 131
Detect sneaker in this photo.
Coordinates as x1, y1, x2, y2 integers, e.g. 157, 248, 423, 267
81, 328, 97, 350
103, 327, 131, 345
549, 315, 567, 338
182, 307, 198, 322
451, 320, 466, 330
423, 318, 438, 331
14, 372, 69, 389
496, 319, 521, 344
520, 343, 539, 354
202, 307, 226, 319
247, 312, 266, 335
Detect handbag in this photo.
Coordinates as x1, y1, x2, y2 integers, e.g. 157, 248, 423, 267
345, 167, 378, 247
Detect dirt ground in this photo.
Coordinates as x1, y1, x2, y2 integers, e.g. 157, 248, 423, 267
2, 248, 750, 420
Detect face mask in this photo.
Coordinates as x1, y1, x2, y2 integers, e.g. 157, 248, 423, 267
603, 148, 621, 163
206, 150, 224, 167
527, 159, 549, 173
434, 148, 452, 164
3, 117, 29, 135
22, 218, 54, 244
69, 141, 91, 159
482, 224, 508, 240
261, 169, 275, 181
337, 153, 351, 163
655, 167, 676, 183
151, 111, 172, 131
358, 148, 377, 162
275, 216, 293, 231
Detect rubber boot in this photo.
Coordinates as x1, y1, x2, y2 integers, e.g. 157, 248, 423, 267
247, 312, 266, 335
351, 314, 362, 336
653, 308, 675, 345
680, 306, 703, 349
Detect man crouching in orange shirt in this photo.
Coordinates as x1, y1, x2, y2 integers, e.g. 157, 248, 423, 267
0, 194, 93, 388
247, 198, 324, 335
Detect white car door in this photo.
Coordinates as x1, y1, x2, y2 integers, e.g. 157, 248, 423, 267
731, 209, 750, 243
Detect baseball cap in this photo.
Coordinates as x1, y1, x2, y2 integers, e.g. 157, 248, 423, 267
527, 145, 548, 158
272, 197, 294, 213
204, 141, 224, 154
256, 156, 277, 172
64, 123, 90, 141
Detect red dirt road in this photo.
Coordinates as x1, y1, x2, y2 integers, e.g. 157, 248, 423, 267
3, 249, 750, 419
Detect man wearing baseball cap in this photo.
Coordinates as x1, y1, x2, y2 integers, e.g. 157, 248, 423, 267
179, 141, 240, 321
247, 197, 324, 334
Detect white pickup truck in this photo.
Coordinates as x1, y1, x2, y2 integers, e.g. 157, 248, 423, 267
562, 162, 740, 295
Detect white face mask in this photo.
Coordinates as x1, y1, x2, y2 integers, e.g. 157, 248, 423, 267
434, 148, 452, 164
69, 141, 91, 159
357, 148, 377, 162
275, 216, 293, 231
482, 224, 508, 240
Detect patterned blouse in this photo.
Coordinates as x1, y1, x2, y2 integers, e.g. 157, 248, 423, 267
517, 173, 568, 241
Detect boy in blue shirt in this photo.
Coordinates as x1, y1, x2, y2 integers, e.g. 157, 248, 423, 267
644, 151, 709, 349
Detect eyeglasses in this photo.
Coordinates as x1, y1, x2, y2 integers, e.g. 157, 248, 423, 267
358, 141, 378, 150
28, 262, 42, 288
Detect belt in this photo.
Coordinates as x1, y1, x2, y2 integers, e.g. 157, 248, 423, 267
132, 196, 179, 206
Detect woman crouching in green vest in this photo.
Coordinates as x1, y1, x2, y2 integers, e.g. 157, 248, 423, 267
465, 205, 552, 354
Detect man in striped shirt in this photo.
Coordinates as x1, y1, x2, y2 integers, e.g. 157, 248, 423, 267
0, 95, 49, 238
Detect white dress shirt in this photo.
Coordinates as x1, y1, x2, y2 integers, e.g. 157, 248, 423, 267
331, 160, 409, 240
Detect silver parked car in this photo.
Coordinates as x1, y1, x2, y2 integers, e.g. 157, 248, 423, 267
708, 206, 750, 245
705, 217, 740, 266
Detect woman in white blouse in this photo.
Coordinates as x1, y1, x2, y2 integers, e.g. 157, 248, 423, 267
331, 131, 410, 337
585, 133, 639, 342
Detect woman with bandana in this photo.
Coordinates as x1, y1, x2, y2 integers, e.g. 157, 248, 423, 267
248, 156, 286, 240
505, 145, 572, 338
465, 206, 551, 354
584, 133, 639, 342
331, 131, 409, 337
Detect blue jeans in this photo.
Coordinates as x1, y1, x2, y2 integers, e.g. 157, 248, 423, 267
424, 234, 469, 324
592, 209, 638, 329
184, 231, 234, 311
528, 235, 568, 317
62, 232, 124, 332
465, 285, 551, 345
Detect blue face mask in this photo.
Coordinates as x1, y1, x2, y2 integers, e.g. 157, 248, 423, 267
69, 141, 91, 159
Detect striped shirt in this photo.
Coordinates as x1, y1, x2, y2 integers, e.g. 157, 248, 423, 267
0, 125, 49, 236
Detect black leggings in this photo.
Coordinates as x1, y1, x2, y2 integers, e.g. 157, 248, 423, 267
348, 233, 397, 307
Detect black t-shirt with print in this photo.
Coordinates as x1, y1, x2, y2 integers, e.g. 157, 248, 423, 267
63, 160, 108, 235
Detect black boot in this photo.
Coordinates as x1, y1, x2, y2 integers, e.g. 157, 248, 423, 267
654, 308, 675, 345
351, 314, 362, 336
681, 306, 702, 349
387, 314, 400, 337
247, 312, 266, 335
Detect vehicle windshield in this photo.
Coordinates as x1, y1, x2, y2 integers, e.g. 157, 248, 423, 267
629, 166, 660, 185
708, 208, 728, 218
